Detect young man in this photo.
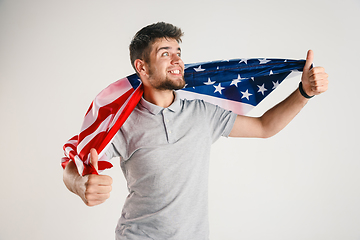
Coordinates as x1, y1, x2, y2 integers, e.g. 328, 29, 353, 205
63, 22, 328, 239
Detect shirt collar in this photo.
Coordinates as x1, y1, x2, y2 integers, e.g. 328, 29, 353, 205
139, 91, 181, 115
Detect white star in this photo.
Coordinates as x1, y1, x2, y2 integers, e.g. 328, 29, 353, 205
257, 84, 267, 95
251, 77, 255, 81
259, 58, 271, 64
272, 81, 280, 89
269, 70, 274, 75
241, 89, 252, 100
204, 77, 216, 85
194, 65, 205, 72
230, 74, 244, 87
214, 83, 225, 94
239, 58, 248, 64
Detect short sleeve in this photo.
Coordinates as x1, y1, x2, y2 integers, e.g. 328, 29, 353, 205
104, 142, 121, 159
203, 101, 237, 143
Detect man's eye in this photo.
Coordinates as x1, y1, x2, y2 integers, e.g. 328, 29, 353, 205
177, 53, 181, 57
162, 52, 169, 57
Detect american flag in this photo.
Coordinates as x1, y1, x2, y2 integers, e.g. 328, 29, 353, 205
62, 58, 305, 176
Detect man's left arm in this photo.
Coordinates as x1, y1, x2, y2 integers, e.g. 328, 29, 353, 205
229, 50, 328, 138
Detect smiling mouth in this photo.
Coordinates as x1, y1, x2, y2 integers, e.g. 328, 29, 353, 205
169, 69, 181, 74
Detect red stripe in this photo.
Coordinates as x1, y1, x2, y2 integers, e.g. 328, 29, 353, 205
82, 164, 98, 176
98, 161, 113, 171
68, 150, 78, 161
69, 135, 78, 141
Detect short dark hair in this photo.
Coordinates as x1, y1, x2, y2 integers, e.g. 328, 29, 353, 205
129, 22, 184, 73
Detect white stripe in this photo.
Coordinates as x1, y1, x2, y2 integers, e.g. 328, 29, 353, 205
64, 146, 75, 156
286, 70, 301, 79
73, 155, 84, 175
67, 139, 77, 145
94, 77, 133, 107
176, 90, 254, 115
61, 157, 69, 163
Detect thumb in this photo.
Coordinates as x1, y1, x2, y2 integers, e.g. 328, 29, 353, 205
89, 148, 99, 174
303, 49, 314, 73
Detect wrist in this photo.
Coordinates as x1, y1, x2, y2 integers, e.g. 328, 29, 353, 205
299, 82, 314, 99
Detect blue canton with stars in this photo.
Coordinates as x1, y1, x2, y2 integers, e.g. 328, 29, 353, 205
182, 58, 305, 107
127, 58, 305, 107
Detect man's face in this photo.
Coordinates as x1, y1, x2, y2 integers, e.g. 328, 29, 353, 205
145, 38, 185, 91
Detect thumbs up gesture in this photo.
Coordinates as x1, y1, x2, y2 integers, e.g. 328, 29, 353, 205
78, 148, 113, 206
301, 50, 329, 97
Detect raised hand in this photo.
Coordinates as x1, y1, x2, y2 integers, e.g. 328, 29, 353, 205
76, 148, 113, 206
301, 50, 329, 97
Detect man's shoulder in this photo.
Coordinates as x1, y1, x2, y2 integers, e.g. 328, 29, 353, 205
178, 97, 225, 116
179, 97, 209, 108
175, 92, 224, 110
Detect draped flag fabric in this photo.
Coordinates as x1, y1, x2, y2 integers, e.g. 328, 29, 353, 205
62, 58, 306, 176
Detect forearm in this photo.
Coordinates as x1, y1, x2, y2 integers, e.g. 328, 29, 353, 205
260, 88, 308, 138
230, 50, 327, 139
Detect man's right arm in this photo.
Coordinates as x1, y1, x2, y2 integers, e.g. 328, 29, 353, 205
63, 149, 113, 207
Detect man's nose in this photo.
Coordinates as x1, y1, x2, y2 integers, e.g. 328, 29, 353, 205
171, 54, 182, 65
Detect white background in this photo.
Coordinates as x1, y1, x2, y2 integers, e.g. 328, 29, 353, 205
1, 0, 359, 239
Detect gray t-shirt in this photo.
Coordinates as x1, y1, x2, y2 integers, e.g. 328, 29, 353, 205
106, 93, 237, 240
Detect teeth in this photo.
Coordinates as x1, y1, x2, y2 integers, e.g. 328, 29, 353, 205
170, 70, 180, 74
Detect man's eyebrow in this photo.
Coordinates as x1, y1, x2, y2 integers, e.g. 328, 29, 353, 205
157, 46, 182, 53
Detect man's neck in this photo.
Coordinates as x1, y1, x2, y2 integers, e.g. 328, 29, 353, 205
142, 87, 175, 108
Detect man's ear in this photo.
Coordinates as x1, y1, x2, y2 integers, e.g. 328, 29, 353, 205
134, 59, 148, 77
